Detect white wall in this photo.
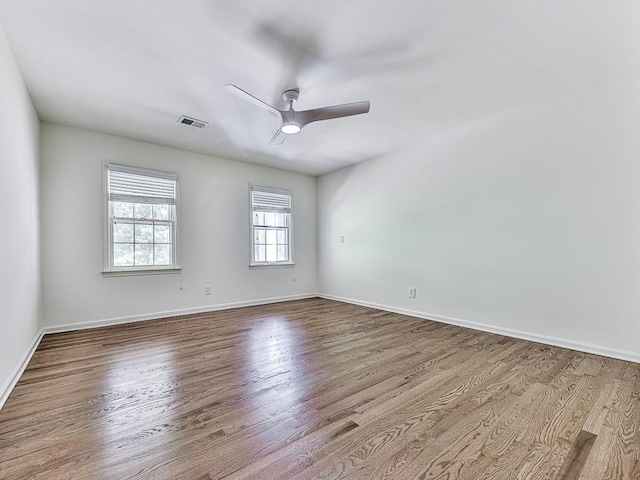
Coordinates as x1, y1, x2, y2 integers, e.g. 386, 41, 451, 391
0, 28, 42, 399
318, 85, 640, 359
41, 123, 317, 329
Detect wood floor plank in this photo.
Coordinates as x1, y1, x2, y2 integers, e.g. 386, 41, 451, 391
582, 378, 623, 435
0, 298, 639, 479
556, 430, 597, 480
515, 441, 570, 479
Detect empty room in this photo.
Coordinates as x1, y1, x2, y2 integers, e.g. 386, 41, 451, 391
1, 1, 639, 479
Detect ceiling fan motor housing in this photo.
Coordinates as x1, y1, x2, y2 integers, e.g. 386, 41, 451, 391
282, 88, 299, 105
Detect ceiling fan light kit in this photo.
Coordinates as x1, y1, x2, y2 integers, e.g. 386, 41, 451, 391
225, 84, 370, 144
281, 123, 301, 134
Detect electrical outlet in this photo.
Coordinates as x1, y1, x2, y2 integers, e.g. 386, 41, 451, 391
204, 285, 212, 295
339, 235, 345, 243
408, 288, 416, 299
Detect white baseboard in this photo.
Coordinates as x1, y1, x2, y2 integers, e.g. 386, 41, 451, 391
43, 293, 320, 334
0, 329, 44, 411
320, 294, 640, 364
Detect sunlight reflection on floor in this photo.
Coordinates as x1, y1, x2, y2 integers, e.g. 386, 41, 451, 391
100, 341, 177, 449
244, 316, 310, 418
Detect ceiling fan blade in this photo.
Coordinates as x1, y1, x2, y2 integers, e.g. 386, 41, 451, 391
269, 128, 287, 145
224, 84, 281, 118
297, 101, 370, 126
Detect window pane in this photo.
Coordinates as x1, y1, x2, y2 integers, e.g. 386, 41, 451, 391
113, 223, 133, 243
134, 203, 153, 219
153, 204, 169, 220
255, 244, 265, 262
254, 227, 265, 244
154, 244, 172, 265
276, 213, 287, 227
266, 244, 277, 262
253, 211, 264, 226
113, 202, 133, 218
264, 212, 276, 227
113, 244, 134, 266
154, 224, 171, 244
277, 245, 288, 262
135, 223, 153, 243
277, 228, 287, 244
266, 229, 277, 245
135, 244, 153, 266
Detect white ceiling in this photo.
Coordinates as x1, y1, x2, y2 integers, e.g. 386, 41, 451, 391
0, 1, 636, 175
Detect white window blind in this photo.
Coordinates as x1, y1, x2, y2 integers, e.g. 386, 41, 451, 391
251, 187, 291, 213
108, 165, 177, 205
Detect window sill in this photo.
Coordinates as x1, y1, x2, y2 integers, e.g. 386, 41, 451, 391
102, 268, 182, 277
249, 262, 295, 269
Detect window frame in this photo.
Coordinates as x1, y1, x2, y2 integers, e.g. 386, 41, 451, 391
103, 162, 181, 276
249, 184, 294, 267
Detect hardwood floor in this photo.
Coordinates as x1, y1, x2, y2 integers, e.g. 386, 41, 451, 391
1, 298, 639, 479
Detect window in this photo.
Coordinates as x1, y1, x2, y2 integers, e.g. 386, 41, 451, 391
250, 185, 293, 265
105, 164, 179, 273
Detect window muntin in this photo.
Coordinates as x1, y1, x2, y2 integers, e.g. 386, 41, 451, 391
251, 186, 292, 265
106, 164, 179, 272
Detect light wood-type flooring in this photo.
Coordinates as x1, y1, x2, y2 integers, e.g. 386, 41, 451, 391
1, 298, 639, 479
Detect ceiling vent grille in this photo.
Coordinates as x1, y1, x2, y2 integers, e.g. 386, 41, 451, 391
178, 115, 208, 129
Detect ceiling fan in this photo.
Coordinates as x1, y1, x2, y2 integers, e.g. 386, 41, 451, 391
224, 84, 370, 145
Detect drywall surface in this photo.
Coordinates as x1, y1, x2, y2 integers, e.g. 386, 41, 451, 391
0, 27, 42, 394
318, 85, 640, 357
40, 123, 317, 328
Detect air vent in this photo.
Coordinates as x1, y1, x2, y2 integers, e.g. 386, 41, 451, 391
178, 115, 208, 129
